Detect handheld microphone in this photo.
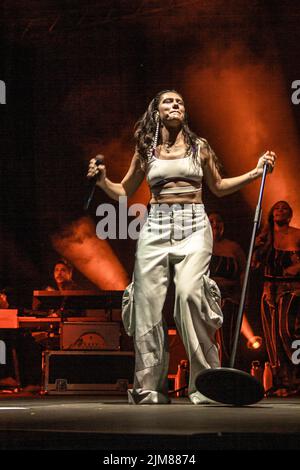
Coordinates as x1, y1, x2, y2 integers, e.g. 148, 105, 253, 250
83, 156, 104, 211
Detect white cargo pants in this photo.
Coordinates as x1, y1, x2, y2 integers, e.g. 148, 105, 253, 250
122, 203, 223, 404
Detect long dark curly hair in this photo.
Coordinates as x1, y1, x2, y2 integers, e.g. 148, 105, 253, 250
134, 89, 221, 170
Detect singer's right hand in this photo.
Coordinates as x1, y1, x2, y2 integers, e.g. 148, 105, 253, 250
87, 155, 106, 185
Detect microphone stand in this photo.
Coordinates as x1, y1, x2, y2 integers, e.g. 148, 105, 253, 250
195, 163, 269, 406
229, 163, 268, 368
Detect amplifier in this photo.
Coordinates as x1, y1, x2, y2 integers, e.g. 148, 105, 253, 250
42, 350, 135, 395
60, 321, 120, 350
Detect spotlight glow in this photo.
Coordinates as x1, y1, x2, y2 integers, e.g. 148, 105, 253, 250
247, 336, 263, 350
52, 216, 129, 290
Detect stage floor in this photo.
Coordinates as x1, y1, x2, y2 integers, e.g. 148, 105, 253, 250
0, 394, 300, 451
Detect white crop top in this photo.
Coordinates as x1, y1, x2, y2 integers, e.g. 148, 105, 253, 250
145, 141, 203, 195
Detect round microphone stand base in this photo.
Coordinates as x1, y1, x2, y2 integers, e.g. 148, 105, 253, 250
195, 368, 264, 406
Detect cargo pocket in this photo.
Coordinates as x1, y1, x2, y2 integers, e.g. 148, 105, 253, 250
201, 275, 223, 330
122, 281, 135, 336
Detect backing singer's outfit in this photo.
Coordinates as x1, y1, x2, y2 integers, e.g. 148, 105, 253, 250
262, 248, 300, 390
122, 139, 223, 404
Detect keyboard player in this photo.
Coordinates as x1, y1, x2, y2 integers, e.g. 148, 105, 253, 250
32, 259, 85, 317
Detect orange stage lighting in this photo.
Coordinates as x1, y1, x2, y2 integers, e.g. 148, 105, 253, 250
247, 336, 263, 351
241, 315, 262, 350
52, 216, 129, 290
184, 43, 300, 226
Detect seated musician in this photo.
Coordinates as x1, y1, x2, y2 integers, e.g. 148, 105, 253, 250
47, 259, 79, 292
33, 260, 85, 317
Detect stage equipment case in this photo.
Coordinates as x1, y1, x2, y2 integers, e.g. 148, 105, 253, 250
42, 350, 134, 395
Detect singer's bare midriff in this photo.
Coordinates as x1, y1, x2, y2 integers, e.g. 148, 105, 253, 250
149, 181, 203, 205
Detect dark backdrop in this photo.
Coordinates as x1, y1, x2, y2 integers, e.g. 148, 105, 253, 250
1, 2, 300, 368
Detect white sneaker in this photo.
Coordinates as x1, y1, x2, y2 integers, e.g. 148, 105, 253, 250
189, 391, 218, 405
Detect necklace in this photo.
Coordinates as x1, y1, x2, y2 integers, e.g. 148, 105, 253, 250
163, 141, 183, 153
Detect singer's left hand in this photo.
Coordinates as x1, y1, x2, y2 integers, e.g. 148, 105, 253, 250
256, 150, 277, 174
